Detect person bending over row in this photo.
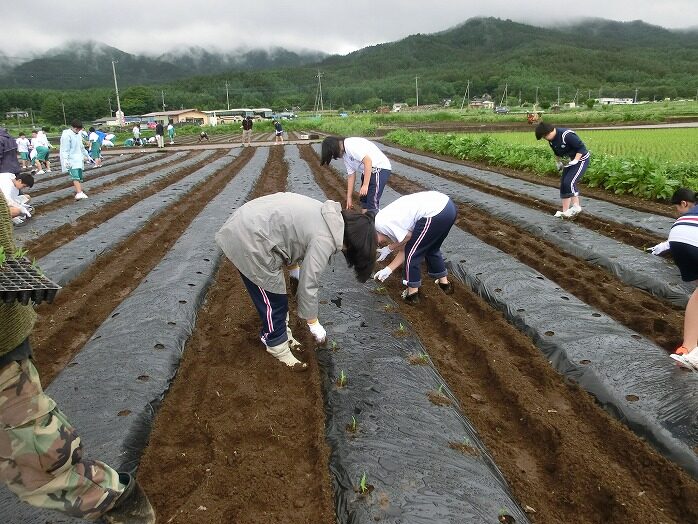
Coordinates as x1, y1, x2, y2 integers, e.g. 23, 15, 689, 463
373, 191, 456, 304
215, 192, 376, 371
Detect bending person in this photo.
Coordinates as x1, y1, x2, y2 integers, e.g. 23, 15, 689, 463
320, 136, 391, 213
373, 191, 456, 304
535, 122, 590, 218
655, 188, 698, 368
215, 192, 376, 371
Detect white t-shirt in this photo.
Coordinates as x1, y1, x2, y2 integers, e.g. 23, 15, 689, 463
36, 131, 49, 148
0, 173, 20, 207
167, 124, 173, 131
342, 137, 391, 176
133, 126, 140, 138
375, 191, 450, 243
669, 206, 698, 248
88, 131, 99, 143
16, 137, 30, 153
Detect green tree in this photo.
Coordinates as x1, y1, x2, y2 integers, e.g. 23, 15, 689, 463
585, 99, 595, 109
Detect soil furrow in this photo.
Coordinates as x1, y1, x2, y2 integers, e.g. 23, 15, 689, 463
387, 152, 665, 250
388, 173, 684, 352
299, 143, 698, 524
26, 151, 223, 258
137, 145, 335, 524
383, 143, 674, 217
31, 147, 253, 384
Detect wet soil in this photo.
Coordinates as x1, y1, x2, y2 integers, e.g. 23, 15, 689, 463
388, 173, 685, 353
31, 148, 252, 384
137, 145, 335, 524
300, 143, 698, 524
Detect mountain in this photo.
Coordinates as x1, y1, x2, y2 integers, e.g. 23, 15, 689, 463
0, 40, 326, 89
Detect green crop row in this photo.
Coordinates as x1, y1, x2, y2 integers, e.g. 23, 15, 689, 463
385, 129, 698, 200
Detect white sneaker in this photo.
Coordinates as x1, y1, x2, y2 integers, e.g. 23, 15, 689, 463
45, 169, 52, 173
561, 208, 577, 218
75, 192, 88, 200
554, 210, 564, 217
35, 169, 45, 175
671, 350, 698, 371
569, 205, 582, 216
11, 216, 25, 225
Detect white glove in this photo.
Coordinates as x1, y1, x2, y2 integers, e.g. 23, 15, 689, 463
376, 246, 392, 262
289, 266, 300, 280
307, 320, 326, 343
647, 240, 670, 256
555, 160, 564, 171
20, 205, 31, 218
374, 267, 392, 282
564, 159, 579, 168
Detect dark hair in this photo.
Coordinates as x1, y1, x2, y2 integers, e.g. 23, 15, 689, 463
41, 126, 48, 132
534, 122, 555, 140
342, 210, 376, 282
70, 119, 82, 129
19, 132, 25, 137
671, 187, 697, 205
16, 172, 34, 188
89, 127, 95, 133
320, 136, 344, 165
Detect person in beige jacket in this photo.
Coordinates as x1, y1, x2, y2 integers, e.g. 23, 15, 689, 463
215, 192, 376, 371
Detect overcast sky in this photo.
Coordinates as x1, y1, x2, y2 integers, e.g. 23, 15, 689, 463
4, 0, 698, 58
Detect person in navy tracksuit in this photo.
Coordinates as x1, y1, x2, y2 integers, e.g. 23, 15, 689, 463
535, 122, 590, 218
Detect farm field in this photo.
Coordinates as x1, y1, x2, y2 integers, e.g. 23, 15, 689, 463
490, 128, 698, 163
1, 141, 698, 523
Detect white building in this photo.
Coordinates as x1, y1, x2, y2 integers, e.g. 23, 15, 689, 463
596, 98, 634, 105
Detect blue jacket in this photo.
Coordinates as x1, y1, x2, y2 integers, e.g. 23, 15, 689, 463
548, 128, 589, 159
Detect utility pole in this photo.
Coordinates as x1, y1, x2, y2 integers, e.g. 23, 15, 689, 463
30, 108, 34, 127
557, 86, 560, 106
225, 81, 230, 110
460, 80, 470, 110
415, 76, 419, 107
108, 97, 113, 116
314, 71, 324, 112
535, 86, 539, 108
60, 100, 67, 126
573, 89, 579, 105
588, 89, 592, 101
161, 90, 166, 112
634, 88, 639, 104
111, 60, 124, 127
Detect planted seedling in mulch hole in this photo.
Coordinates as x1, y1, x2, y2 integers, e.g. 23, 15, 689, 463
336, 369, 348, 388
373, 285, 387, 295
329, 340, 340, 352
355, 472, 374, 497
449, 437, 478, 456
428, 384, 451, 406
346, 416, 358, 434
383, 303, 395, 312
393, 322, 409, 338
408, 352, 429, 365
498, 509, 516, 523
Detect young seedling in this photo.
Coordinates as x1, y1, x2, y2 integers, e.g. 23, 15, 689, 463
330, 340, 338, 351
31, 257, 44, 277
359, 472, 368, 494
346, 415, 358, 433
337, 369, 347, 388
408, 352, 429, 365
437, 384, 444, 395
398, 322, 405, 333
13, 247, 27, 259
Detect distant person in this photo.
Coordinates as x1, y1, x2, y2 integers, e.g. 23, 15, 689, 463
535, 121, 590, 218
241, 116, 253, 146
0, 172, 34, 226
372, 191, 456, 304
30, 129, 52, 175
0, 197, 156, 523
15, 132, 31, 169
320, 136, 392, 213
132, 124, 141, 146
198, 131, 210, 143
59, 119, 91, 200
273, 120, 284, 145
88, 126, 103, 168
155, 122, 164, 148
167, 120, 175, 144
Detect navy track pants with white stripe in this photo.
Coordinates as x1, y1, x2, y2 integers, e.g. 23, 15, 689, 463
239, 271, 288, 347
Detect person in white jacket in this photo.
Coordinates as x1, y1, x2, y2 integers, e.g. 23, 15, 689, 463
59, 120, 91, 200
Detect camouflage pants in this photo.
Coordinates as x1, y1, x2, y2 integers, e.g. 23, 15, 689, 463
0, 359, 124, 520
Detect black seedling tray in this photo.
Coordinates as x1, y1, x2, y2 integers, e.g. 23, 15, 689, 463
0, 257, 61, 306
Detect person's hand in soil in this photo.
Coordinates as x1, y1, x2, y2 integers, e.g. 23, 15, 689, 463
307, 319, 326, 343
374, 267, 392, 282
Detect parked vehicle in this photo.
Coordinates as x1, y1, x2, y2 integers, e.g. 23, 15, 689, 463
494, 106, 510, 114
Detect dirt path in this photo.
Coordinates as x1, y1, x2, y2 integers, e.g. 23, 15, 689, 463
31, 148, 253, 384
137, 146, 335, 524
299, 143, 698, 524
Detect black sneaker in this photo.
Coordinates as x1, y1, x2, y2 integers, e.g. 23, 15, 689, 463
438, 281, 454, 295
401, 289, 420, 304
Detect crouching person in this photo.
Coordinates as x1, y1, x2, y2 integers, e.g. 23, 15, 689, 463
373, 191, 457, 304
215, 192, 376, 371
0, 199, 155, 522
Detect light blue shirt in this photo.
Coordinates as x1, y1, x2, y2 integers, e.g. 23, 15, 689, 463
59, 128, 89, 172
